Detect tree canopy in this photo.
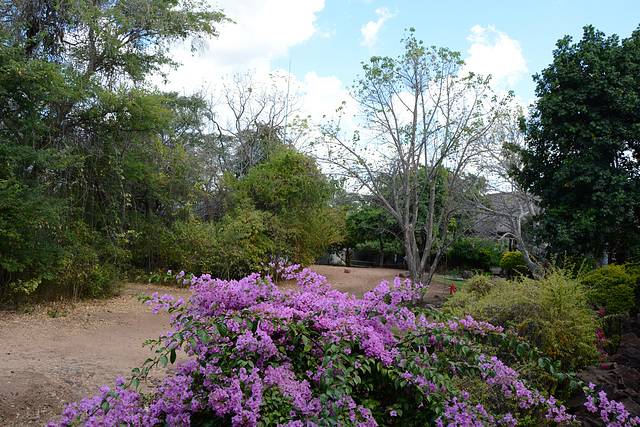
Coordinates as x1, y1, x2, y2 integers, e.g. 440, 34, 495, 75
0, 0, 345, 300
516, 25, 640, 260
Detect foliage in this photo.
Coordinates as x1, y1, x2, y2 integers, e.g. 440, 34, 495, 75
233, 148, 345, 266
344, 203, 403, 267
49, 266, 639, 426
516, 25, 640, 260
500, 251, 529, 277
446, 238, 505, 271
0, 0, 228, 301
444, 269, 599, 372
581, 264, 640, 316
466, 274, 494, 297
44, 222, 123, 300
133, 207, 273, 280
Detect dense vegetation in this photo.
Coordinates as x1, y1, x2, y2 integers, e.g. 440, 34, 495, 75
0, 0, 344, 303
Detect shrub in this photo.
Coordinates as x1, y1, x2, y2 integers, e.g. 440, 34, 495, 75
444, 268, 599, 372
581, 264, 639, 316
500, 251, 529, 277
49, 266, 638, 427
36, 222, 122, 300
467, 274, 494, 297
134, 206, 274, 280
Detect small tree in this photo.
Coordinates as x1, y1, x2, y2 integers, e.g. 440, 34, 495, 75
233, 148, 345, 265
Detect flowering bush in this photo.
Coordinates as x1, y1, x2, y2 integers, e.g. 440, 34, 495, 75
50, 265, 639, 426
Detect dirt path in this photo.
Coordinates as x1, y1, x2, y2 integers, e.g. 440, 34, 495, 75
0, 266, 451, 426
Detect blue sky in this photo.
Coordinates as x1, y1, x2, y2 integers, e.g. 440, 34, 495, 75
159, 0, 640, 120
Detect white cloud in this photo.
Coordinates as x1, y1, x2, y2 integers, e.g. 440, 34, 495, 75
360, 7, 394, 50
155, 0, 325, 93
149, 0, 358, 148
463, 25, 528, 91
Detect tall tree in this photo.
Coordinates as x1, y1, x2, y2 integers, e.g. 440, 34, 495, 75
0, 0, 228, 298
233, 147, 345, 266
321, 29, 506, 288
516, 25, 640, 261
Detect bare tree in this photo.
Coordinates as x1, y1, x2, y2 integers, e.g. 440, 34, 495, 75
472, 106, 543, 277
320, 30, 507, 290
188, 70, 309, 219
211, 70, 307, 178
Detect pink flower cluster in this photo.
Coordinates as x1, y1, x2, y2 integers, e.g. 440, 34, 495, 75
49, 264, 640, 426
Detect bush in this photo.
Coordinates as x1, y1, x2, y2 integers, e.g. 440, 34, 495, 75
581, 264, 639, 316
135, 207, 274, 280
34, 222, 123, 300
49, 266, 637, 427
467, 274, 494, 297
446, 237, 504, 271
500, 251, 529, 277
444, 268, 599, 372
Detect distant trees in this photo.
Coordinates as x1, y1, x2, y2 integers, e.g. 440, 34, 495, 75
322, 29, 507, 286
344, 202, 402, 268
516, 25, 640, 261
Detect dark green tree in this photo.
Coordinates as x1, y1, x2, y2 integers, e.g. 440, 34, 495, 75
0, 0, 228, 300
345, 202, 402, 267
516, 25, 640, 260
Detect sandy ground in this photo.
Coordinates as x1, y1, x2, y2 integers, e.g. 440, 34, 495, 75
0, 266, 451, 426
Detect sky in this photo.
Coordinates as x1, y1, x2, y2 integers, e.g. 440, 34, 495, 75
157, 0, 640, 123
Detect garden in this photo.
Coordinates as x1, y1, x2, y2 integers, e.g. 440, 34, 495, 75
41, 263, 640, 426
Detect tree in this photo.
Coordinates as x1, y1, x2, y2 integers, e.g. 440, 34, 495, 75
345, 202, 402, 267
233, 147, 345, 266
321, 29, 506, 288
211, 71, 305, 178
516, 25, 640, 261
0, 0, 228, 298
473, 105, 542, 277
190, 71, 311, 221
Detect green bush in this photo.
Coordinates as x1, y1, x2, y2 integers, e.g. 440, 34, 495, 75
581, 264, 639, 315
500, 251, 529, 276
134, 205, 275, 280
446, 237, 504, 271
49, 242, 120, 299
444, 268, 598, 371
467, 274, 494, 297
